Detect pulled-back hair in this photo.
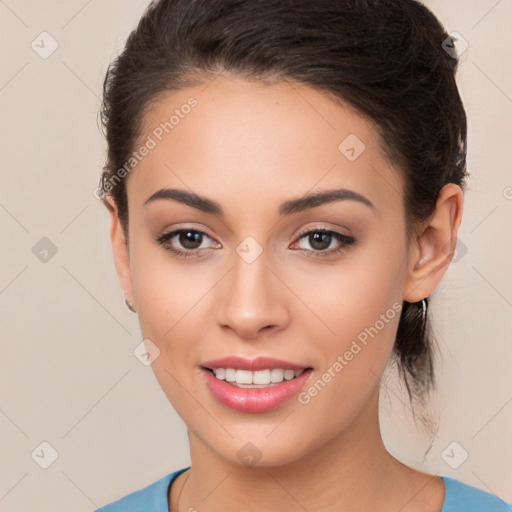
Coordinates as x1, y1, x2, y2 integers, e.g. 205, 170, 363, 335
99, 0, 468, 406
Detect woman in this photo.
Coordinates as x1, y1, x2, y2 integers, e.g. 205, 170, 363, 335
94, 0, 511, 510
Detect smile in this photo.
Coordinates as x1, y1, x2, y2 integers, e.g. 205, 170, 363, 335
200, 367, 314, 413
209, 367, 306, 387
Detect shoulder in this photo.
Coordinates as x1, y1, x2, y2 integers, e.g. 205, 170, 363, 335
93, 467, 190, 512
441, 476, 511, 512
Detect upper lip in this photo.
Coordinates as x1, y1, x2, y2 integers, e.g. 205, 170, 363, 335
201, 356, 311, 372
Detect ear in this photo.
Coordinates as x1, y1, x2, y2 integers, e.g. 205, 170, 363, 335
104, 197, 134, 306
403, 183, 464, 302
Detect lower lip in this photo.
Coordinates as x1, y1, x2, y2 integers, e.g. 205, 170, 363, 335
200, 367, 313, 413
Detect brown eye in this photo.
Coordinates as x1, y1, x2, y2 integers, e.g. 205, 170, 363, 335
176, 230, 203, 250
307, 231, 333, 251
155, 229, 218, 258
293, 228, 356, 257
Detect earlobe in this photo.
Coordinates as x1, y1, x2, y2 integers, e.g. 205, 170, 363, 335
104, 197, 134, 306
403, 183, 464, 303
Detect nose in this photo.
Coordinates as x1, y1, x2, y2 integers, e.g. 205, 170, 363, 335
215, 250, 290, 340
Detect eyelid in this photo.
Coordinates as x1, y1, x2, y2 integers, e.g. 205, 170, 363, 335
156, 226, 218, 246
157, 221, 214, 237
293, 223, 353, 240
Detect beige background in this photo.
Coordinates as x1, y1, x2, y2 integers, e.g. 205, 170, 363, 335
1, 1, 511, 510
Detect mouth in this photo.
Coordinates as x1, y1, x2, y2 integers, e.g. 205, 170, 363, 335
199, 362, 314, 413
200, 366, 313, 388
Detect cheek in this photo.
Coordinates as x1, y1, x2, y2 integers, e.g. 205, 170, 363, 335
129, 245, 208, 417
129, 237, 200, 338
317, 271, 402, 355
293, 241, 405, 406
295, 237, 405, 349
295, 288, 402, 445
128, 239, 223, 398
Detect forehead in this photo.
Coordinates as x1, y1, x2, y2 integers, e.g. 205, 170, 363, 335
129, 74, 403, 215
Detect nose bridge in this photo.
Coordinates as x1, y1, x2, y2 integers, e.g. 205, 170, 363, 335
215, 239, 288, 337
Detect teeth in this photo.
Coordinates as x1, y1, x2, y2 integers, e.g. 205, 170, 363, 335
212, 368, 305, 386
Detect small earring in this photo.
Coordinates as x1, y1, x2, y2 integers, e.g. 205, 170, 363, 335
421, 297, 428, 320
125, 299, 136, 313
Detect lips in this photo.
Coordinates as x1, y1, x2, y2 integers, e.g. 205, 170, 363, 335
199, 355, 314, 412
200, 366, 314, 413
200, 355, 311, 372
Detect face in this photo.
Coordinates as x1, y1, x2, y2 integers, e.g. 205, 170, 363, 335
108, 74, 439, 467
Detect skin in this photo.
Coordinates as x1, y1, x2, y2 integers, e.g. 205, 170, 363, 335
106, 73, 463, 512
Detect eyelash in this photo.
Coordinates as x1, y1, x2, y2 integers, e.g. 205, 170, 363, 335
155, 227, 356, 259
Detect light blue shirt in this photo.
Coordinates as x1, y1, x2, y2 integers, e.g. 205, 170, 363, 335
94, 466, 511, 511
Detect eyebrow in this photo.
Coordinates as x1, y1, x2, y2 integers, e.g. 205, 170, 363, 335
144, 187, 375, 216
